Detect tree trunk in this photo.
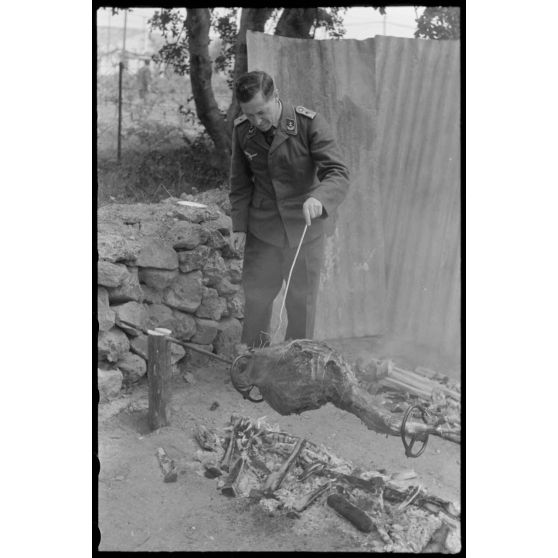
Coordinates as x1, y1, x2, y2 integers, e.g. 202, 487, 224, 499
186, 8, 231, 170
275, 8, 318, 39
225, 8, 274, 135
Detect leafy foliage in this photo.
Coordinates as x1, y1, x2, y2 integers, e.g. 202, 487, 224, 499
150, 8, 349, 84
150, 9, 190, 74
415, 7, 460, 40
313, 7, 348, 39
211, 8, 238, 86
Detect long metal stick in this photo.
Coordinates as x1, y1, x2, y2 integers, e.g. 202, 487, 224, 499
116, 318, 233, 365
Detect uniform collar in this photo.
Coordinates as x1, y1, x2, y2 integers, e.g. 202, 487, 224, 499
245, 100, 297, 153
278, 100, 297, 136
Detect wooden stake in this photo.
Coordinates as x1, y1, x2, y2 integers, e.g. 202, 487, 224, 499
148, 329, 171, 431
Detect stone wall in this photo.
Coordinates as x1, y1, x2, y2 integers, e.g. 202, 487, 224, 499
97, 192, 244, 401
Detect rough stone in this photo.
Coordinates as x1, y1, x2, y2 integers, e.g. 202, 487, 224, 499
98, 202, 158, 225
202, 251, 227, 287
196, 287, 227, 321
164, 271, 203, 313
98, 261, 129, 288
168, 205, 214, 224
204, 229, 227, 250
221, 240, 243, 260
136, 220, 166, 237
205, 213, 232, 236
117, 352, 147, 384
130, 334, 148, 360
171, 310, 197, 340
98, 287, 115, 331
226, 259, 243, 284
97, 232, 141, 263
168, 222, 207, 250
146, 303, 175, 331
177, 245, 212, 273
182, 371, 196, 384
226, 291, 245, 319
112, 301, 148, 336
136, 238, 178, 270
192, 318, 220, 345
170, 343, 186, 365
98, 327, 130, 363
98, 368, 123, 402
139, 267, 179, 290
140, 284, 164, 304
214, 318, 243, 359
107, 267, 144, 303
215, 278, 239, 296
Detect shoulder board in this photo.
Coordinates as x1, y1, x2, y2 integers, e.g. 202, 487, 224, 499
234, 114, 248, 126
295, 106, 317, 119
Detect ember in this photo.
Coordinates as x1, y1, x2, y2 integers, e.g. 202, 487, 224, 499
194, 415, 461, 553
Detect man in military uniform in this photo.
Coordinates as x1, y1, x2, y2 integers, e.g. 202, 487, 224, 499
229, 70, 350, 348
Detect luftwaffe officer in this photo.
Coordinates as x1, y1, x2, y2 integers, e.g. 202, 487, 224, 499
229, 70, 350, 348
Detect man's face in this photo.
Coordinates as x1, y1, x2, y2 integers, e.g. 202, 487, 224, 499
239, 91, 278, 132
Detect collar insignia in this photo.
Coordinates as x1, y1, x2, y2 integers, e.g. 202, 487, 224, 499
286, 118, 295, 132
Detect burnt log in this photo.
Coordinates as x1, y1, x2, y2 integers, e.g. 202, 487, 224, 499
233, 340, 459, 444
327, 494, 375, 533
263, 437, 305, 494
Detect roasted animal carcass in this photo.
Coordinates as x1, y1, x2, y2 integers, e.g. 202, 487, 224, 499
230, 340, 459, 445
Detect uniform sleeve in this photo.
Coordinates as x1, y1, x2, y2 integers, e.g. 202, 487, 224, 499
307, 114, 350, 217
229, 127, 253, 232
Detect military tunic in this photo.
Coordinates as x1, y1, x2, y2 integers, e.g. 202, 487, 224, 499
229, 100, 350, 347
230, 101, 350, 248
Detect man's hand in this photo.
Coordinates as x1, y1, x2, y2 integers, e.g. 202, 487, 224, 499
231, 231, 246, 252
302, 197, 323, 226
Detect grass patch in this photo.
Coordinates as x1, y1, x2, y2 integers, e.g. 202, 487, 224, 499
97, 132, 228, 207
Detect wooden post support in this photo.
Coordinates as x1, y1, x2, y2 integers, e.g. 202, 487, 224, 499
148, 328, 172, 431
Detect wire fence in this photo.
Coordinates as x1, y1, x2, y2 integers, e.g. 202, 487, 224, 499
96, 49, 232, 206
96, 62, 200, 157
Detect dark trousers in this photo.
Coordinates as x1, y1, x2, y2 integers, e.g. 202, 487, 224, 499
241, 232, 325, 348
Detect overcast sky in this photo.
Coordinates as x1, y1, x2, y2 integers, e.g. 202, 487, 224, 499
97, 6, 422, 40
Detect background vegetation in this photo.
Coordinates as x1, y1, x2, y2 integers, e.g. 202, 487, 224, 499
97, 7, 460, 207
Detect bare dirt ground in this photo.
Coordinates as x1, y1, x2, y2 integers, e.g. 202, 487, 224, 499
97, 338, 461, 552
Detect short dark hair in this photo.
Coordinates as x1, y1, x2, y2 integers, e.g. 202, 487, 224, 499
235, 71, 275, 103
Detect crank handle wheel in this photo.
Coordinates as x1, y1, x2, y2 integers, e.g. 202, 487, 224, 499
400, 404, 430, 458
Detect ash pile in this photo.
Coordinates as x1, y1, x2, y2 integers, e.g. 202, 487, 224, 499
193, 415, 461, 553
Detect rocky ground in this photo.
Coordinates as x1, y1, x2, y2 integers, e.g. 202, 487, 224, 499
97, 339, 461, 552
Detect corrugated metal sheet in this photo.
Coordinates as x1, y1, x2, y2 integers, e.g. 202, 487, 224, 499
246, 32, 460, 369
247, 32, 387, 339
375, 36, 461, 367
